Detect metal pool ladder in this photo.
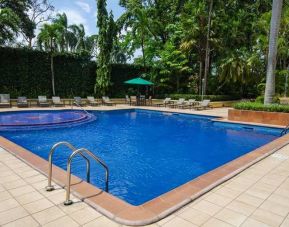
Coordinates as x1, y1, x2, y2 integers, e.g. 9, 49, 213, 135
280, 123, 289, 136
46, 141, 109, 206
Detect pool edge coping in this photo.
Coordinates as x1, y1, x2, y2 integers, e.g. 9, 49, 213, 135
0, 122, 288, 225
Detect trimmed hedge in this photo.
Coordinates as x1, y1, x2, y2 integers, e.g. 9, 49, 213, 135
0, 47, 144, 98
163, 94, 240, 101
234, 102, 289, 113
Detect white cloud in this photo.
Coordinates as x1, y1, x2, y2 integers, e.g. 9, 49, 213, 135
75, 1, 91, 13
58, 9, 91, 34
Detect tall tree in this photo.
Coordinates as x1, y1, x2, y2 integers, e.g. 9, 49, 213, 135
24, 0, 54, 48
95, 0, 115, 95
264, 0, 284, 104
37, 23, 61, 95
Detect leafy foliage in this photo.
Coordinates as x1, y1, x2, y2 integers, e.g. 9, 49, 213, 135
233, 102, 289, 113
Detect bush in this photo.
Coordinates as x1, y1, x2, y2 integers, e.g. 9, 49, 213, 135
0, 47, 145, 98
255, 95, 280, 104
155, 94, 240, 101
234, 102, 289, 113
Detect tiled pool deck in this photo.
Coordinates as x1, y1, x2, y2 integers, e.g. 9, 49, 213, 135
0, 106, 289, 226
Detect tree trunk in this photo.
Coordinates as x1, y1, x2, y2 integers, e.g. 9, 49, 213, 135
199, 61, 203, 95
141, 32, 146, 71
51, 54, 55, 96
203, 0, 213, 95
264, 0, 283, 104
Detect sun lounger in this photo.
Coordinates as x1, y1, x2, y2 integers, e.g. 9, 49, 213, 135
74, 97, 86, 106
193, 99, 211, 110
125, 95, 130, 104
179, 99, 197, 109
0, 94, 11, 108
168, 98, 185, 108
52, 96, 64, 107
87, 96, 100, 106
102, 96, 116, 106
17, 96, 28, 108
38, 96, 49, 107
153, 98, 171, 107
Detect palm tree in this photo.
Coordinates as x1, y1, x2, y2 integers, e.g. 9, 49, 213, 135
37, 23, 61, 95
69, 24, 86, 51
53, 13, 69, 52
264, 0, 284, 104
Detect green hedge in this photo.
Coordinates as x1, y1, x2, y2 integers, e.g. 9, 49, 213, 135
234, 102, 289, 113
159, 94, 240, 101
0, 47, 144, 98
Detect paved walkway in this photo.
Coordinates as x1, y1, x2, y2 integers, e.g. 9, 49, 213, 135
1, 106, 289, 226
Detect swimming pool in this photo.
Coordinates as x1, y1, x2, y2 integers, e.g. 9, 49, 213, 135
0, 109, 281, 205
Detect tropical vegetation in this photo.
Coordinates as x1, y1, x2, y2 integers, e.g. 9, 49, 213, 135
0, 0, 288, 101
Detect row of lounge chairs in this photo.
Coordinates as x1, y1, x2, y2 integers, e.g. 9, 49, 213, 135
0, 94, 116, 108
154, 98, 211, 110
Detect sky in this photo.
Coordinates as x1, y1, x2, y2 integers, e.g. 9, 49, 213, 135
51, 0, 125, 35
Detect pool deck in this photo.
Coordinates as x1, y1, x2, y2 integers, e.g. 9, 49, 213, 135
0, 106, 289, 226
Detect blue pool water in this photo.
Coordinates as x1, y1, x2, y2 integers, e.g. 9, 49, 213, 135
0, 109, 280, 205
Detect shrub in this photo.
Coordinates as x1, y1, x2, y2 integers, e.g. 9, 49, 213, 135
155, 94, 240, 101
234, 102, 289, 113
255, 95, 280, 104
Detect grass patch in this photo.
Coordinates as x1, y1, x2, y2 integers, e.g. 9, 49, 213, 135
234, 102, 289, 113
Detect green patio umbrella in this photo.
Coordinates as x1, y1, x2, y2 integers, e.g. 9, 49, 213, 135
124, 77, 154, 85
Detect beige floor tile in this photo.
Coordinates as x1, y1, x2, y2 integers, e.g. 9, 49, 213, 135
46, 190, 67, 205
69, 206, 102, 225
9, 185, 35, 197
20, 170, 41, 179
215, 208, 247, 226
240, 218, 271, 227
260, 199, 289, 217
162, 216, 197, 227
157, 214, 177, 226
15, 190, 44, 205
236, 193, 264, 207
43, 215, 79, 227
83, 216, 120, 227
178, 207, 210, 226
226, 200, 256, 216
0, 184, 5, 192
281, 218, 289, 227
215, 186, 242, 199
0, 174, 21, 183
0, 198, 20, 213
0, 190, 12, 202
31, 180, 48, 190
202, 217, 233, 227
23, 198, 54, 214
193, 200, 222, 216
24, 174, 47, 184
251, 209, 284, 226
267, 193, 289, 208
205, 193, 233, 207
245, 185, 274, 200
0, 206, 29, 225
57, 200, 88, 214
32, 206, 65, 225
3, 216, 40, 227
2, 179, 27, 190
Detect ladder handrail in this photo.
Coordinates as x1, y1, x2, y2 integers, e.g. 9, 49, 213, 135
64, 148, 109, 205
46, 142, 90, 191
73, 101, 90, 116
280, 123, 289, 136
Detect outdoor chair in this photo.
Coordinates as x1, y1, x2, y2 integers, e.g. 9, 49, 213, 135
168, 98, 185, 108
179, 99, 197, 109
147, 96, 153, 106
52, 96, 64, 107
102, 96, 116, 106
38, 96, 49, 107
17, 96, 28, 108
87, 96, 100, 106
125, 95, 130, 104
153, 98, 171, 107
193, 99, 212, 110
0, 94, 11, 108
130, 96, 137, 106
74, 97, 86, 106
